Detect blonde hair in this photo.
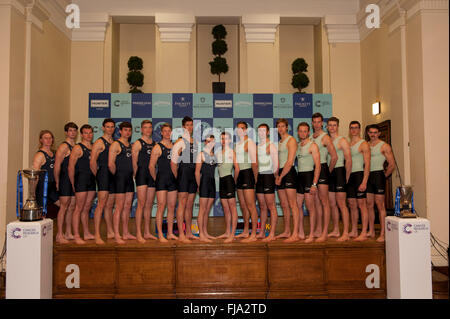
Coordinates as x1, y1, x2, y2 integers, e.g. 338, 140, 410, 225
38, 130, 55, 152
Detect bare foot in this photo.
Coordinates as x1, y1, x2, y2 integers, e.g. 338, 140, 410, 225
107, 232, 115, 239
284, 235, 300, 243
367, 231, 376, 238
376, 235, 385, 243
167, 234, 178, 240
84, 233, 95, 241
123, 233, 137, 240
179, 237, 192, 244
315, 235, 327, 243
298, 232, 305, 240
115, 237, 126, 245
56, 235, 69, 244
217, 233, 230, 239
337, 234, 349, 242
199, 236, 212, 243
262, 235, 276, 242
313, 231, 322, 238
256, 232, 266, 239
304, 236, 314, 243
348, 231, 358, 238
186, 234, 200, 240
64, 233, 74, 240
206, 233, 216, 240
144, 233, 158, 240
241, 235, 257, 243
224, 236, 235, 243
354, 233, 368, 242
275, 231, 290, 239
95, 237, 105, 245
158, 236, 168, 243
236, 231, 249, 238
328, 230, 340, 238
136, 236, 146, 244
74, 237, 86, 245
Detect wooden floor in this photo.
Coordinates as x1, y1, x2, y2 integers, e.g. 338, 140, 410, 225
53, 217, 389, 299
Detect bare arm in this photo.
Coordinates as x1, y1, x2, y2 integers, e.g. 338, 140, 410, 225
340, 138, 352, 183
149, 144, 161, 181
108, 142, 120, 175
170, 139, 183, 178
232, 150, 240, 184
310, 143, 321, 196
270, 143, 279, 176
54, 144, 68, 189
90, 140, 104, 177
195, 152, 203, 187
382, 144, 396, 178
68, 145, 82, 192
32, 152, 45, 171
247, 139, 258, 180
279, 138, 297, 179
324, 135, 337, 172
359, 141, 371, 191
131, 140, 141, 178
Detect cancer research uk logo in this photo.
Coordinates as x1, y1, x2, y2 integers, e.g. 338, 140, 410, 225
9, 227, 22, 239
403, 223, 413, 234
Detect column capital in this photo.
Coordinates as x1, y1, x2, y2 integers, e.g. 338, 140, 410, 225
324, 15, 360, 43
155, 13, 195, 42
71, 12, 109, 42
242, 14, 280, 43
24, 0, 49, 31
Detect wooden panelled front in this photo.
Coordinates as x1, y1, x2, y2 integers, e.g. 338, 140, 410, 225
53, 240, 386, 298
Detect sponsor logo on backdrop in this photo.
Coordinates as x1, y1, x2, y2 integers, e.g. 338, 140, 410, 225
295, 96, 309, 108
315, 99, 331, 108
215, 100, 232, 108
235, 101, 252, 107
153, 100, 171, 107
91, 100, 109, 108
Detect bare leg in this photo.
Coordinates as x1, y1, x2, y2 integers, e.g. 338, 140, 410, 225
56, 196, 70, 244
72, 192, 87, 244
135, 185, 148, 243
241, 189, 258, 242
224, 198, 238, 243
93, 191, 108, 244
276, 189, 291, 238
262, 193, 278, 242
104, 194, 115, 239
176, 192, 189, 242
81, 191, 96, 241
336, 192, 350, 241
121, 192, 136, 240
284, 189, 300, 242
304, 192, 316, 243
156, 191, 168, 243
256, 193, 268, 239
236, 189, 250, 238
375, 194, 386, 242
64, 196, 75, 239
218, 198, 232, 239
198, 197, 212, 242
328, 192, 340, 238
185, 193, 198, 240
354, 198, 369, 241
203, 198, 215, 239
296, 193, 306, 240
313, 192, 323, 237
366, 193, 376, 238
143, 187, 157, 240
166, 190, 178, 240
113, 193, 126, 244
348, 198, 359, 238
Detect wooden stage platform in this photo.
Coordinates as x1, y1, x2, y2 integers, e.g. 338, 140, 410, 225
52, 217, 386, 299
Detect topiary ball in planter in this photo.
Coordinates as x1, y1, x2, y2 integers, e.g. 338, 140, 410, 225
291, 73, 310, 94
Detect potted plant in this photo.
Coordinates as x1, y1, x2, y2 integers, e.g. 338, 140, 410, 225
209, 24, 229, 93
291, 58, 310, 93
127, 56, 144, 93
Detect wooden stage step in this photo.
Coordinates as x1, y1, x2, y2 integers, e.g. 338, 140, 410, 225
53, 217, 386, 299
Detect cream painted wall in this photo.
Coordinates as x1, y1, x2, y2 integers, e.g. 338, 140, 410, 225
111, 21, 120, 92
329, 42, 362, 132
119, 24, 156, 93
314, 23, 323, 93
279, 25, 315, 93
70, 42, 105, 126
197, 24, 239, 93
360, 24, 404, 197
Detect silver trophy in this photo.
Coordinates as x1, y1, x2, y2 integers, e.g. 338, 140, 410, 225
398, 185, 416, 218
19, 169, 45, 221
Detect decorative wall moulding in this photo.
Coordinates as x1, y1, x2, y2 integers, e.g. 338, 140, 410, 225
71, 12, 110, 41
25, 0, 50, 32
324, 15, 360, 43
155, 13, 195, 42
242, 14, 280, 43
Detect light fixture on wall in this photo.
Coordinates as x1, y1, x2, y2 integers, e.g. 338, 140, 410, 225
372, 101, 381, 115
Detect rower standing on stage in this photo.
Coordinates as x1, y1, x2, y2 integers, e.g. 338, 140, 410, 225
296, 122, 321, 243
108, 121, 136, 244
171, 116, 199, 243
54, 122, 78, 243
149, 123, 178, 243
90, 118, 116, 245
347, 121, 371, 241
68, 124, 96, 245
255, 124, 279, 242
275, 118, 300, 242
326, 117, 352, 242
32, 130, 60, 218
216, 132, 240, 243
132, 120, 157, 243
366, 124, 395, 242
195, 135, 217, 242
310, 113, 337, 243
235, 121, 259, 242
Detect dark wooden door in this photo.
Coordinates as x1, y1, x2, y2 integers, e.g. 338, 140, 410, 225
364, 120, 393, 210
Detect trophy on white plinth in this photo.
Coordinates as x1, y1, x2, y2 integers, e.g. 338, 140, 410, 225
394, 185, 416, 218
17, 169, 47, 221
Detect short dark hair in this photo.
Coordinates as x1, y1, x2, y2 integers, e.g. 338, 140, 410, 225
349, 120, 361, 128
80, 124, 93, 134
64, 122, 78, 132
161, 123, 172, 131
119, 121, 132, 130
312, 113, 323, 121
102, 118, 115, 127
327, 117, 340, 125
236, 121, 248, 129
141, 120, 152, 127
221, 131, 232, 139
182, 116, 193, 126
276, 118, 289, 127
258, 123, 270, 132
297, 122, 310, 131
367, 124, 380, 132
